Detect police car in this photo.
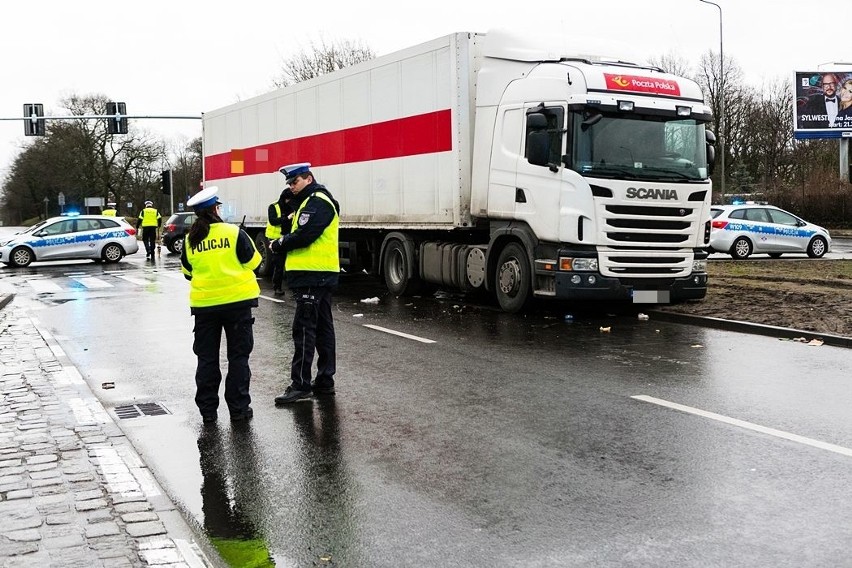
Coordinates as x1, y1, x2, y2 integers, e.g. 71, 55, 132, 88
0, 214, 139, 268
709, 204, 831, 260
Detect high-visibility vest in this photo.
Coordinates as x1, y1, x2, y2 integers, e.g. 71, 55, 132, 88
138, 207, 160, 227
102, 209, 117, 217
265, 203, 282, 239
184, 223, 261, 308
285, 192, 339, 272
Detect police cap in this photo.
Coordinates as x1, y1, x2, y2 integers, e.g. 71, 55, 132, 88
186, 186, 222, 211
279, 162, 312, 183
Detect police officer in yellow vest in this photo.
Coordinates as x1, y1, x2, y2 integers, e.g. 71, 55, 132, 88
181, 186, 262, 423
137, 200, 162, 260
271, 163, 341, 405
102, 201, 117, 216
266, 187, 294, 296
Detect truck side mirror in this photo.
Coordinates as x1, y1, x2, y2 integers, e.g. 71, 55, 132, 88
527, 131, 551, 167
705, 130, 717, 176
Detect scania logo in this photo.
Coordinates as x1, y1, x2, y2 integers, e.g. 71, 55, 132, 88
625, 187, 679, 200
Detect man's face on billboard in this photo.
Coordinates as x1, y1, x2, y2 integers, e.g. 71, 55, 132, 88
821, 75, 838, 97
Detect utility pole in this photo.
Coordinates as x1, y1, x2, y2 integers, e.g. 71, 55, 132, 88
700, 0, 725, 201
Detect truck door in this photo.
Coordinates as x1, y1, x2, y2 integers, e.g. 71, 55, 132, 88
515, 105, 565, 242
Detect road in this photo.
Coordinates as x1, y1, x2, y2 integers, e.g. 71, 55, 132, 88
1, 232, 851, 566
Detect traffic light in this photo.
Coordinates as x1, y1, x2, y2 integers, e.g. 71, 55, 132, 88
161, 170, 172, 195
23, 104, 45, 136
106, 102, 128, 134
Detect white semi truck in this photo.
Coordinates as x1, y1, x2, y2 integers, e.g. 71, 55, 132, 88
202, 30, 715, 312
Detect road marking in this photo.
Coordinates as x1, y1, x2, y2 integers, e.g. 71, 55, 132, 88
113, 274, 150, 286
29, 280, 63, 293
632, 395, 852, 458
71, 276, 112, 289
363, 324, 435, 344
259, 294, 287, 303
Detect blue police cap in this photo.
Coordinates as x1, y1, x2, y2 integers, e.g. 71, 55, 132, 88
279, 162, 312, 183
186, 186, 222, 211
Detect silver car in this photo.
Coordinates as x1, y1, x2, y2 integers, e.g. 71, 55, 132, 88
0, 215, 139, 267
709, 204, 831, 260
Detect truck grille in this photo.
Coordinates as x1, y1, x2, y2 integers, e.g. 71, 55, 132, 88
598, 204, 698, 278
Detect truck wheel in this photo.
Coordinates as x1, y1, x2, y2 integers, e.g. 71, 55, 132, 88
254, 234, 270, 277
494, 242, 531, 313
383, 239, 420, 295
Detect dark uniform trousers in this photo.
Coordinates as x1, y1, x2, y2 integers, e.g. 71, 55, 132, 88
142, 227, 158, 256
271, 251, 285, 291
193, 306, 255, 416
291, 286, 336, 391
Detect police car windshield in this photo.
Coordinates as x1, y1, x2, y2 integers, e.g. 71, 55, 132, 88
571, 112, 708, 182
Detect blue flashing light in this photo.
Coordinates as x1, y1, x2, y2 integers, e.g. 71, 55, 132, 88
62, 210, 80, 216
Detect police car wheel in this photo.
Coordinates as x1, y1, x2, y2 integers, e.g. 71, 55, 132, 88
807, 236, 827, 259
10, 246, 33, 268
730, 237, 752, 260
102, 244, 124, 263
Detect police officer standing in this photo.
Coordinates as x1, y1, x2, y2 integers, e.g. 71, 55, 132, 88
137, 200, 162, 260
102, 201, 117, 216
271, 163, 340, 404
181, 186, 262, 423
266, 187, 294, 296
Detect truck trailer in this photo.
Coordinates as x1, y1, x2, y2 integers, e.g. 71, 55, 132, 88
202, 30, 715, 312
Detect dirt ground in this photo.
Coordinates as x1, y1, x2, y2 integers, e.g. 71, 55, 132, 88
656, 259, 852, 338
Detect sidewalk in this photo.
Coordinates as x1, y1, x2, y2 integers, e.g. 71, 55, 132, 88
0, 292, 211, 567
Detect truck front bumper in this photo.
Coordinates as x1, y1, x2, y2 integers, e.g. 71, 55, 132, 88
537, 271, 708, 303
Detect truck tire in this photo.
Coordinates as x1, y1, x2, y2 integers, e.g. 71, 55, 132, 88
254, 233, 270, 277
494, 242, 531, 313
383, 238, 420, 295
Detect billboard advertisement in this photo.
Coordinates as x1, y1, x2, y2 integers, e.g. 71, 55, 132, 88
794, 70, 852, 139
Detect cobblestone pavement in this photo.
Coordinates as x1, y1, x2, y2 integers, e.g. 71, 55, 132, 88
0, 294, 211, 567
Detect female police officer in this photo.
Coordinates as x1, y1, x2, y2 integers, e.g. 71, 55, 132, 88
181, 186, 262, 423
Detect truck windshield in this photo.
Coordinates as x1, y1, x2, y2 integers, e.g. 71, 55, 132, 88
571, 111, 709, 182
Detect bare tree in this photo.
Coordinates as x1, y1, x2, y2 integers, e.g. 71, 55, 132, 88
273, 37, 375, 88
647, 51, 694, 80
0, 94, 167, 223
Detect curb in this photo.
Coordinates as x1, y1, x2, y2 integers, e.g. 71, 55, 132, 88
0, 295, 211, 566
649, 309, 852, 349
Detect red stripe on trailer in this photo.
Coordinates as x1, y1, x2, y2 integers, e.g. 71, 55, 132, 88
205, 109, 453, 181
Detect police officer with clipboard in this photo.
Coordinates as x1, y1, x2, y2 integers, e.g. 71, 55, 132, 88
271, 163, 341, 405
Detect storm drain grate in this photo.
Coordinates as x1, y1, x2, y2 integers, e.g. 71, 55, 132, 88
113, 402, 171, 419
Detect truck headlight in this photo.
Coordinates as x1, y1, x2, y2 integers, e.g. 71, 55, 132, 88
692, 259, 707, 272
560, 257, 598, 271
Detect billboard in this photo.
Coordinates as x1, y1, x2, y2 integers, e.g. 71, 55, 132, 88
794, 70, 852, 139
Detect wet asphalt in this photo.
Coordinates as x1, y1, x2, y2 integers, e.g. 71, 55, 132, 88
1, 233, 851, 567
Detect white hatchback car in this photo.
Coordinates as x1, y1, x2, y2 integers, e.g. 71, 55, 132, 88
709, 204, 831, 260
0, 215, 139, 267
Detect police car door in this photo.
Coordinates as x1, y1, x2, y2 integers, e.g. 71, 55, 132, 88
766, 208, 807, 253
35, 219, 77, 260
742, 208, 775, 253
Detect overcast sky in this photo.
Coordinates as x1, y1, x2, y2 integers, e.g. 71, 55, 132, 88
1, 0, 847, 180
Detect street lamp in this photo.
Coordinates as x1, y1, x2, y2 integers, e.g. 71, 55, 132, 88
700, 0, 725, 201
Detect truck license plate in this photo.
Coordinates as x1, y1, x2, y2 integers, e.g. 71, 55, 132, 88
632, 290, 671, 304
